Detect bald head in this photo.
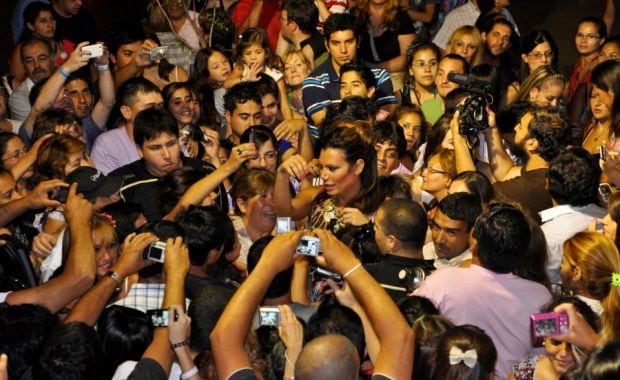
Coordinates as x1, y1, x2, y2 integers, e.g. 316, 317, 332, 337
295, 334, 359, 380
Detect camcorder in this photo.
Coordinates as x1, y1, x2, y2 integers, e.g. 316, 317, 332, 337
448, 72, 494, 136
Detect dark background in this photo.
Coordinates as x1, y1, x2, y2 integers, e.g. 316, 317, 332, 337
0, 0, 617, 77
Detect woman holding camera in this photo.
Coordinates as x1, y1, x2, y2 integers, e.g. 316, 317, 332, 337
273, 124, 382, 232
509, 296, 600, 380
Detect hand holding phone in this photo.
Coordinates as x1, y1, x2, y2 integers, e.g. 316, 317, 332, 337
81, 43, 104, 58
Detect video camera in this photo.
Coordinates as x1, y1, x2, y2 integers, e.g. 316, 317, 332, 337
448, 73, 494, 136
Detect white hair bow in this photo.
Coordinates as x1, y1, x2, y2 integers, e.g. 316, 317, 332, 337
448, 346, 478, 368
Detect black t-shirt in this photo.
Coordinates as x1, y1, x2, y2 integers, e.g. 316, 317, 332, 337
300, 31, 328, 66
365, 254, 435, 302
128, 358, 167, 380
110, 157, 213, 222
227, 368, 393, 380
51, 8, 99, 45
358, 11, 416, 63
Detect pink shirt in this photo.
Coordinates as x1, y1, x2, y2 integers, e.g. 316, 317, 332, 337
415, 264, 552, 379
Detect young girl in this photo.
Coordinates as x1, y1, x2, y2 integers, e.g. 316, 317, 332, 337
402, 42, 443, 125
390, 104, 427, 175
225, 28, 292, 119
192, 47, 232, 138
430, 325, 497, 380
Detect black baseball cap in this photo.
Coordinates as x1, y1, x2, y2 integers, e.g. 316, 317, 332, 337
65, 167, 124, 202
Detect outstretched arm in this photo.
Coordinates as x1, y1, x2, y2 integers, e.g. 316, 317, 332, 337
6, 183, 96, 313
22, 42, 90, 138
64, 232, 158, 325
91, 44, 116, 128
210, 231, 303, 378
315, 229, 414, 378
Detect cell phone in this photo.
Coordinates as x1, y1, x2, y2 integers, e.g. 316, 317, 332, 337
530, 312, 569, 338
143, 241, 167, 263
276, 217, 292, 234
600, 145, 609, 161
81, 43, 104, 58
296, 236, 321, 257
147, 309, 169, 327
258, 306, 280, 326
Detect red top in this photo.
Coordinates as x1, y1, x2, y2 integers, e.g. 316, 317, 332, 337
231, 0, 281, 51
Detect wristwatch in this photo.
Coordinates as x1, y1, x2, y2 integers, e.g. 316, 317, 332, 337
106, 271, 122, 292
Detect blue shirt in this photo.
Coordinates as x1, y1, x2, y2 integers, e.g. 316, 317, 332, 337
302, 59, 397, 119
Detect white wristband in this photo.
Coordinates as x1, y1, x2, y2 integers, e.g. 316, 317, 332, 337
96, 63, 110, 72
181, 366, 198, 379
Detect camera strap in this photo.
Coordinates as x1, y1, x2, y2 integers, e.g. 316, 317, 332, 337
367, 27, 381, 63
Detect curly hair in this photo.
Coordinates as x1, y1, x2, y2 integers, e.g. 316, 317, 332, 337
547, 148, 600, 206
527, 111, 569, 162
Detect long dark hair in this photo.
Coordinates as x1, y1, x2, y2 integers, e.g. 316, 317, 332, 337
319, 126, 382, 213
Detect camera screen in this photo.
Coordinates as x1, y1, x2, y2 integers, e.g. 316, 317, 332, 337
147, 309, 168, 327
259, 309, 280, 326
149, 246, 164, 261
297, 238, 319, 256
276, 218, 290, 233
533, 318, 557, 337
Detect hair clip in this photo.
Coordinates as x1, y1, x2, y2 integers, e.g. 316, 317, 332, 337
448, 346, 477, 368
612, 272, 620, 287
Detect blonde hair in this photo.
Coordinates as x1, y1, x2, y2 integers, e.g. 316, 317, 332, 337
515, 65, 566, 103
282, 49, 311, 87
354, 0, 400, 29
283, 49, 311, 69
445, 26, 483, 66
563, 231, 620, 340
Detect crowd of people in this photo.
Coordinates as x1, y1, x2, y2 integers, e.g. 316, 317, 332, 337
0, 0, 620, 379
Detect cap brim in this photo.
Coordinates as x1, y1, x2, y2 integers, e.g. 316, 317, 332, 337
89, 176, 125, 201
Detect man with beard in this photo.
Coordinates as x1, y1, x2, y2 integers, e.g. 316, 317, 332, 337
452, 101, 569, 220
491, 111, 569, 220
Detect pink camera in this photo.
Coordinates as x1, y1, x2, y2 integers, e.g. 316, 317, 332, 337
530, 312, 569, 338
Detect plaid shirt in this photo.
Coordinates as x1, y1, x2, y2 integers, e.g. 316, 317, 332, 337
111, 283, 190, 313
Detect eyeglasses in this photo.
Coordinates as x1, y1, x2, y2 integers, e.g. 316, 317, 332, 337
576, 33, 600, 41
423, 167, 446, 175
2, 149, 26, 162
249, 151, 278, 161
411, 60, 438, 69
528, 50, 554, 61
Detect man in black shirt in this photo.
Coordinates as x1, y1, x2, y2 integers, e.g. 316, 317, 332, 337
110, 108, 211, 221
366, 198, 434, 301
50, 0, 98, 44
278, 0, 327, 69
